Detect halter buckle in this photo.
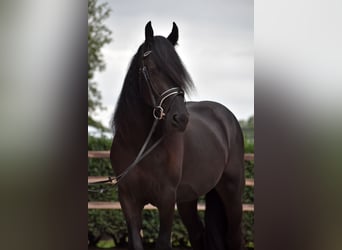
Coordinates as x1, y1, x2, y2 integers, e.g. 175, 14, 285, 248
143, 50, 152, 57
153, 106, 165, 120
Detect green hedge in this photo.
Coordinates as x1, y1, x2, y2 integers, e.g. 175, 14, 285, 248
88, 135, 254, 248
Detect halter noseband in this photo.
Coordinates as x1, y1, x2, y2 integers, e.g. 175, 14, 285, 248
141, 50, 184, 120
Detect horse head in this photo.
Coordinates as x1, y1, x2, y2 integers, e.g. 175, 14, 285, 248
139, 21, 192, 132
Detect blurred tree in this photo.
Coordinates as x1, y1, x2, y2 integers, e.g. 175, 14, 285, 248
239, 115, 254, 143
247, 115, 254, 127
88, 0, 112, 131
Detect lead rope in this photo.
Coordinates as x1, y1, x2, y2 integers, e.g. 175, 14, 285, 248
88, 119, 162, 193
88, 88, 183, 193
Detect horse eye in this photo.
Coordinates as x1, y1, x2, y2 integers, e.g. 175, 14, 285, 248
148, 64, 159, 73
149, 67, 158, 73
146, 59, 158, 70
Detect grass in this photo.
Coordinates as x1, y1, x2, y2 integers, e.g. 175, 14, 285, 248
96, 239, 115, 248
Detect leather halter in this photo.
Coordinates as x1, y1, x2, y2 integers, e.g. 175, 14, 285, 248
140, 50, 184, 120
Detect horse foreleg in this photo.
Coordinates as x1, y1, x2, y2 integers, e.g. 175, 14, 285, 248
120, 195, 144, 250
155, 192, 176, 250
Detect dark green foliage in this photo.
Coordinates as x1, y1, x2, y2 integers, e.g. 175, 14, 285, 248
243, 212, 254, 247
171, 212, 192, 247
88, 134, 254, 248
243, 186, 254, 204
88, 135, 113, 178
88, 135, 116, 201
88, 135, 112, 150
242, 115, 255, 245
88, 210, 127, 246
244, 140, 254, 154
245, 159, 254, 178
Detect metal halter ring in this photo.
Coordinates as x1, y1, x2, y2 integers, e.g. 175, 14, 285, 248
143, 50, 152, 57
153, 106, 165, 120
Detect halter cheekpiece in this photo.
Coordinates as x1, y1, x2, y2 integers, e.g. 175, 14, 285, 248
140, 50, 184, 120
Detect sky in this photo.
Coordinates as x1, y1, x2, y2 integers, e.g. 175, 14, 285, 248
92, 0, 254, 130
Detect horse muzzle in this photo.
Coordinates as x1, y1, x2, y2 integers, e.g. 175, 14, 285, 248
171, 113, 189, 131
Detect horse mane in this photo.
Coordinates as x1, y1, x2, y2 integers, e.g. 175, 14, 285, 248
112, 36, 194, 134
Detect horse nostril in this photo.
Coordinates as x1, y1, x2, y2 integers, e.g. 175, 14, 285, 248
173, 114, 182, 123
172, 114, 189, 130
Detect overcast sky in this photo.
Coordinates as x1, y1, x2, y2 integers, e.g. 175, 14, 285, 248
93, 0, 254, 129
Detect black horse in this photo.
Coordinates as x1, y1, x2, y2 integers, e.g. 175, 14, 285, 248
110, 21, 245, 250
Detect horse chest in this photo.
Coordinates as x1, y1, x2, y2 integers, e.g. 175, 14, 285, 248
124, 173, 176, 206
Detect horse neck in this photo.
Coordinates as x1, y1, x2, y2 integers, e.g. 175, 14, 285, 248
116, 104, 156, 148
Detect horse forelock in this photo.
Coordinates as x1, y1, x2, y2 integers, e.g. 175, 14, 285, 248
150, 36, 194, 94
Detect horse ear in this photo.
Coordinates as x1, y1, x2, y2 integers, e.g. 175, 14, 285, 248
145, 21, 154, 44
167, 22, 178, 46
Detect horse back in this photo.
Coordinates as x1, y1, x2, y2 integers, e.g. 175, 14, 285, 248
185, 100, 244, 160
